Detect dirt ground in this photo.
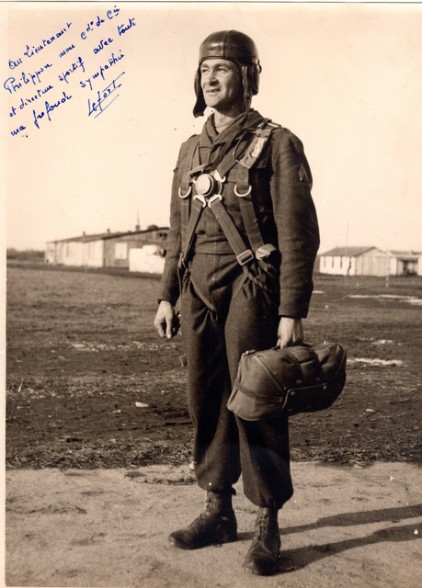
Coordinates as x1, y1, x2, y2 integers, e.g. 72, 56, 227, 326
4, 264, 422, 587
6, 264, 422, 468
6, 462, 422, 587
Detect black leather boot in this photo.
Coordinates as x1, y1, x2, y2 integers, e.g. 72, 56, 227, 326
169, 490, 237, 549
243, 507, 281, 575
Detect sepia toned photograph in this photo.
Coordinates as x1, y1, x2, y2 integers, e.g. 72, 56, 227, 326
4, 1, 422, 587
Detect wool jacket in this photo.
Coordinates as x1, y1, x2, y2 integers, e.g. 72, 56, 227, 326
158, 109, 320, 318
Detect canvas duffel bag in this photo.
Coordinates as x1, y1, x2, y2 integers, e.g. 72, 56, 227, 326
227, 342, 347, 420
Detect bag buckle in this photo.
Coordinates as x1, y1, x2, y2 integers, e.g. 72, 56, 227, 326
236, 249, 254, 266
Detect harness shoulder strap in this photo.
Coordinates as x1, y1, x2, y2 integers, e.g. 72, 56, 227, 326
232, 120, 280, 255
178, 136, 201, 255
179, 135, 201, 195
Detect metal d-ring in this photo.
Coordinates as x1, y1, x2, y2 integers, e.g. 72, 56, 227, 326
213, 170, 226, 184
178, 185, 192, 199
234, 184, 252, 198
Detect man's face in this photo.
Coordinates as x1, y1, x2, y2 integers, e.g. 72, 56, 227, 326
200, 59, 243, 112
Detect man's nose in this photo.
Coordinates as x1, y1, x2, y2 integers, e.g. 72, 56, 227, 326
203, 70, 217, 84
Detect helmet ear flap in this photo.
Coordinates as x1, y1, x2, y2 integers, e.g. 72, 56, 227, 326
240, 65, 251, 102
246, 63, 261, 97
193, 68, 207, 117
242, 64, 262, 98
240, 63, 261, 105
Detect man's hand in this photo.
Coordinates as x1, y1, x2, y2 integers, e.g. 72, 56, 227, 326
277, 317, 304, 349
154, 301, 179, 339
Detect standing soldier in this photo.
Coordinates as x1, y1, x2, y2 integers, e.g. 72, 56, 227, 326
154, 30, 320, 575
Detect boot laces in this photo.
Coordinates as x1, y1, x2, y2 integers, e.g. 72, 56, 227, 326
257, 513, 270, 541
254, 510, 279, 546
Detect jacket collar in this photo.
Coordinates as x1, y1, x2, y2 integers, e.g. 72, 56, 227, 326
200, 109, 265, 148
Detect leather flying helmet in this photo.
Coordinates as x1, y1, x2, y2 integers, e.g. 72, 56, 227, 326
193, 30, 262, 117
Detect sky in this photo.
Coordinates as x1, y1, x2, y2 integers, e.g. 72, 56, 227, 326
3, 1, 422, 254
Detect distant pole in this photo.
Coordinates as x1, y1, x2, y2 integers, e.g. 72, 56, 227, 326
345, 222, 349, 276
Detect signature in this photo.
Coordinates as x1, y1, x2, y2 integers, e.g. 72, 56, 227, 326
87, 71, 125, 118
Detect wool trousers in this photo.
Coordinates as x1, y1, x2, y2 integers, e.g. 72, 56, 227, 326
180, 252, 293, 508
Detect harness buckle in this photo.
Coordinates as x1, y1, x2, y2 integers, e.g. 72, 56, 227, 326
194, 193, 223, 208
207, 194, 223, 206
193, 170, 225, 207
194, 171, 226, 196
193, 193, 207, 208
236, 249, 255, 266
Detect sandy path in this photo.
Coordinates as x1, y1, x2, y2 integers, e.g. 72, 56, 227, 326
5, 462, 422, 588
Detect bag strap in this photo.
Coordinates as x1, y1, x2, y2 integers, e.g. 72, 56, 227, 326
208, 197, 254, 267
207, 197, 272, 293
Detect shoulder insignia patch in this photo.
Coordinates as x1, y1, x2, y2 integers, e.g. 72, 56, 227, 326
251, 137, 267, 159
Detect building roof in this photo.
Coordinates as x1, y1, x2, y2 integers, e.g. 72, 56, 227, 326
388, 250, 422, 260
47, 227, 169, 244
320, 246, 378, 257
102, 227, 169, 240
47, 231, 124, 244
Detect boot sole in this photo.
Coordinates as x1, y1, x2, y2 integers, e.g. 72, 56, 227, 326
169, 531, 238, 550
243, 562, 280, 576
242, 550, 281, 576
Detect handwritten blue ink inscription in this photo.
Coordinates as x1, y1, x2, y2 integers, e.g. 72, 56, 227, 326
4, 64, 53, 94
32, 91, 73, 129
59, 44, 76, 58
79, 50, 124, 91
80, 5, 121, 40
4, 6, 136, 137
58, 56, 86, 84
117, 18, 136, 37
23, 22, 73, 59
93, 38, 114, 54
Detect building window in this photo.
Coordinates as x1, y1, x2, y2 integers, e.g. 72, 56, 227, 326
115, 242, 128, 260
